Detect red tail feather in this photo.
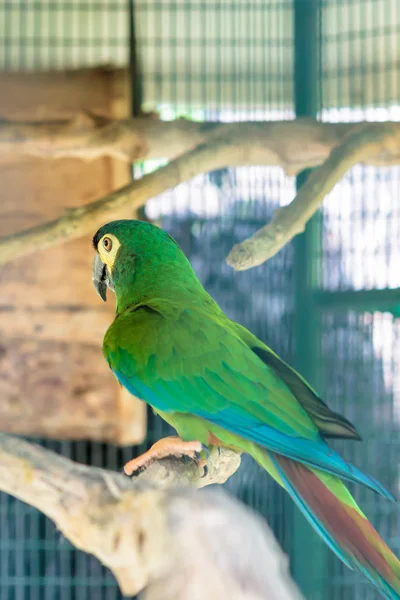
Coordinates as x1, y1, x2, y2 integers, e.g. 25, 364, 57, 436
275, 455, 400, 598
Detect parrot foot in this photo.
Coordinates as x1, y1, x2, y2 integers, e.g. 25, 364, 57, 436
123, 436, 208, 477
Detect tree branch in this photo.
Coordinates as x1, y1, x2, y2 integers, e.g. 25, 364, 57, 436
226, 122, 400, 269
0, 137, 275, 265
1, 119, 399, 268
0, 432, 302, 599
2, 115, 400, 169
1, 120, 400, 267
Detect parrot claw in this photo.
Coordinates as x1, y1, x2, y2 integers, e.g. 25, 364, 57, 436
180, 454, 194, 465
192, 444, 209, 461
201, 464, 209, 478
181, 447, 208, 477
120, 465, 146, 477
122, 436, 207, 477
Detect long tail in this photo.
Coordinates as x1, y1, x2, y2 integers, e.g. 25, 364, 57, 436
255, 449, 400, 599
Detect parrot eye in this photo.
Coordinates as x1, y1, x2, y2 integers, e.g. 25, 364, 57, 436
102, 237, 113, 252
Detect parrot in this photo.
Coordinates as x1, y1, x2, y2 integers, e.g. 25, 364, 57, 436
92, 219, 400, 599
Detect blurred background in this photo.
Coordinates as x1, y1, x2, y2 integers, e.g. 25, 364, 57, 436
0, 0, 399, 599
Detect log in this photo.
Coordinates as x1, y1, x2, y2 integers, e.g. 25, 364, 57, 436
0, 432, 303, 600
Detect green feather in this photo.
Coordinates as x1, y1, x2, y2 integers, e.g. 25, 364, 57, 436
92, 219, 399, 599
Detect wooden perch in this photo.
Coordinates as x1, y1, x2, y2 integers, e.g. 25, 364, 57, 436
2, 115, 400, 170
0, 120, 400, 267
0, 432, 303, 599
226, 122, 400, 269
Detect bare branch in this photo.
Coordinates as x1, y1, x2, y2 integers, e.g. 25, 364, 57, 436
0, 137, 271, 265
1, 119, 399, 267
227, 122, 400, 270
0, 432, 302, 599
2, 115, 400, 169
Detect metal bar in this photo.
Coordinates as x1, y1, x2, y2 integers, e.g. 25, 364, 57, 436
292, 1, 328, 598
129, 0, 146, 196
129, 0, 143, 119
314, 287, 400, 314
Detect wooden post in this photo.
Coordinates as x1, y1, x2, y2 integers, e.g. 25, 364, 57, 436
0, 67, 146, 444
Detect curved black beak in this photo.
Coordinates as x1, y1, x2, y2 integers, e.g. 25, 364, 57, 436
92, 254, 108, 302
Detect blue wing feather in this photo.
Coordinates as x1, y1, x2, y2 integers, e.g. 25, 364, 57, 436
113, 367, 394, 502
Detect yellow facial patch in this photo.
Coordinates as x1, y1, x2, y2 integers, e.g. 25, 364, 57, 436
97, 233, 121, 272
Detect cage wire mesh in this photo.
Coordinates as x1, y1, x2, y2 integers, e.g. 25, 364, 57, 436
0, 1, 399, 599
316, 2, 400, 599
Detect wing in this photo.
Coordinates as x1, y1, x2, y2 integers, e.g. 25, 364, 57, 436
232, 323, 361, 440
103, 301, 390, 498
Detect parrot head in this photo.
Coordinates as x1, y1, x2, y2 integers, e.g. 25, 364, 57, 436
92, 219, 201, 311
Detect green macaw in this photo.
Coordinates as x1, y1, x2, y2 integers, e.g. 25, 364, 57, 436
92, 219, 400, 599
